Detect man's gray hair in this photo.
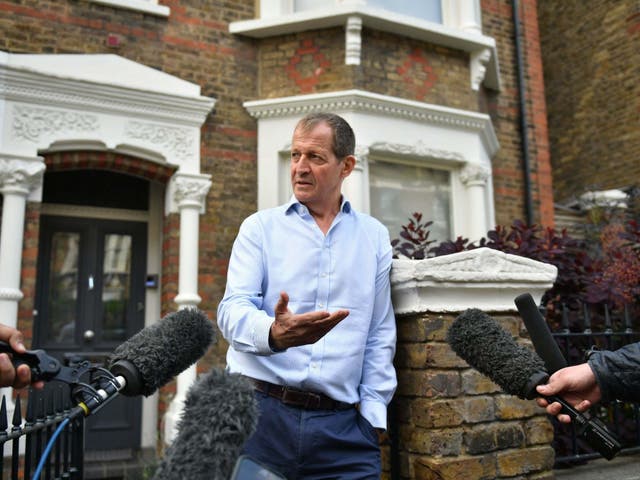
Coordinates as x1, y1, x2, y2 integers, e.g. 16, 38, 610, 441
294, 112, 355, 159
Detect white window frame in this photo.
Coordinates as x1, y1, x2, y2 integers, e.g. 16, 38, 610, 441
367, 153, 455, 245
244, 89, 499, 243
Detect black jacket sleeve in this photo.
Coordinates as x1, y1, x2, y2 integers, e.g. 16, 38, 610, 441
588, 342, 640, 403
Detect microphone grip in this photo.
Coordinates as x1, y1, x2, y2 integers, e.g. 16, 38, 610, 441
545, 394, 621, 460
515, 293, 568, 373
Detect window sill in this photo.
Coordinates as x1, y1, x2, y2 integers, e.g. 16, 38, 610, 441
89, 0, 170, 18
230, 4, 500, 90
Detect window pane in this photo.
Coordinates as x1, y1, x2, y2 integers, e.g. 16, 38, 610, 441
48, 232, 80, 344
370, 161, 451, 244
367, 0, 442, 22
102, 234, 132, 342
294, 0, 442, 22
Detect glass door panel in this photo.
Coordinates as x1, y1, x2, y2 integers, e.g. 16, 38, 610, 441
47, 232, 80, 344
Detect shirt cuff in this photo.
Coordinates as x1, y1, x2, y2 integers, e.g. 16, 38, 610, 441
359, 399, 388, 430
253, 315, 275, 354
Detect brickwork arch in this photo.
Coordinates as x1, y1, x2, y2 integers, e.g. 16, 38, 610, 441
43, 151, 177, 185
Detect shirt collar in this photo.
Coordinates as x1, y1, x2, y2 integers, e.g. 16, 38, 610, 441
285, 195, 352, 215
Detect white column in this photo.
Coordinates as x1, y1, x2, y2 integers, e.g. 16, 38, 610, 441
164, 172, 212, 444
460, 163, 490, 242
0, 155, 45, 417
342, 146, 368, 213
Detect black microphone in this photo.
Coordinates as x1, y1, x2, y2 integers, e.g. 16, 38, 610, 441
514, 293, 567, 373
108, 308, 215, 396
152, 368, 259, 480
446, 308, 547, 399
447, 309, 621, 460
73, 308, 215, 418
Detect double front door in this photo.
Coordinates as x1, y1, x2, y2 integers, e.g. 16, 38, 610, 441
34, 215, 147, 452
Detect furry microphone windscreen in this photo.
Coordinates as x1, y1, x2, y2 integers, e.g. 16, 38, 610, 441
108, 308, 215, 396
447, 308, 548, 399
152, 369, 258, 480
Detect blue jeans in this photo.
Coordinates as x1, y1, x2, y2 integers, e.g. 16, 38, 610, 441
241, 392, 381, 479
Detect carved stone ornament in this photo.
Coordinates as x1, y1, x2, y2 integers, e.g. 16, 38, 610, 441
12, 105, 99, 142
369, 140, 465, 163
125, 121, 194, 160
460, 163, 490, 185
173, 175, 212, 207
471, 48, 491, 91
390, 248, 558, 313
0, 158, 45, 193
345, 16, 362, 66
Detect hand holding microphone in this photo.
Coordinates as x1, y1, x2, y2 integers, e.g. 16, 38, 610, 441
535, 363, 601, 422
447, 306, 621, 460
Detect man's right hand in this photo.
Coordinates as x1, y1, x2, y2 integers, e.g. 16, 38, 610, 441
269, 291, 349, 350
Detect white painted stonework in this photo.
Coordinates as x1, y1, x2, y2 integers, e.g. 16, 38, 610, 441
390, 248, 558, 314
244, 89, 499, 242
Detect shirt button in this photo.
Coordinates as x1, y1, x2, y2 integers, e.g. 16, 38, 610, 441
318, 302, 324, 308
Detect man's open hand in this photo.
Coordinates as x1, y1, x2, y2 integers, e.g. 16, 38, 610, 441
269, 292, 349, 350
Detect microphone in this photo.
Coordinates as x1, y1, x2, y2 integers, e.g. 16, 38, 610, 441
514, 293, 567, 373
73, 308, 215, 417
108, 308, 215, 396
152, 368, 259, 480
446, 308, 547, 400
447, 309, 621, 460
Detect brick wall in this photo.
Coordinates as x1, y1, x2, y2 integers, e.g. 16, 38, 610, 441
394, 310, 555, 479
482, 0, 554, 226
538, 0, 640, 204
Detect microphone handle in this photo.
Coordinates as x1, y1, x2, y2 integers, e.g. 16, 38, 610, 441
515, 293, 568, 373
72, 374, 126, 419
546, 394, 621, 460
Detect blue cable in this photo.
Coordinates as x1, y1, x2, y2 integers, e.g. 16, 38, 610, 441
32, 417, 70, 480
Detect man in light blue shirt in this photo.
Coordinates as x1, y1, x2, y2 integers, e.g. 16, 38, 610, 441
217, 112, 397, 479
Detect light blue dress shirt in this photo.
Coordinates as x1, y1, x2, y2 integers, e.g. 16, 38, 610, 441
217, 196, 397, 428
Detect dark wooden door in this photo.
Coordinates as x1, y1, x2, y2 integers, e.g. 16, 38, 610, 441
34, 215, 147, 452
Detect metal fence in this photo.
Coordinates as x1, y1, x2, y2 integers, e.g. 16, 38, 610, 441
547, 302, 640, 466
1, 383, 84, 480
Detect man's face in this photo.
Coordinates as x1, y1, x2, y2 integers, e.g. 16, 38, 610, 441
290, 122, 354, 211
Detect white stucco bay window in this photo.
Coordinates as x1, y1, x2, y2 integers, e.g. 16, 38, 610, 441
244, 89, 499, 245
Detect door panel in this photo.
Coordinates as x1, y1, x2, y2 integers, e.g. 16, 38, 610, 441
35, 215, 147, 452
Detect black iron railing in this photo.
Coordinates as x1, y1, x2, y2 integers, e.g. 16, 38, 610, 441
547, 302, 640, 466
1, 383, 84, 479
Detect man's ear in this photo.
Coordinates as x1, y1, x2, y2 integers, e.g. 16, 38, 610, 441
341, 155, 356, 178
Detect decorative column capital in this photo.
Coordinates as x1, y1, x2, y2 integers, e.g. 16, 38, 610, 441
353, 145, 369, 172
171, 172, 212, 212
0, 155, 45, 195
460, 163, 490, 186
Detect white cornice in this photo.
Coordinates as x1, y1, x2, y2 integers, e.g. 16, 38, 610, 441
390, 248, 558, 314
244, 89, 499, 158
230, 5, 500, 90
0, 55, 215, 126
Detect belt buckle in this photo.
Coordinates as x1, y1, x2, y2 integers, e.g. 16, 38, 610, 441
304, 392, 322, 409
280, 387, 322, 409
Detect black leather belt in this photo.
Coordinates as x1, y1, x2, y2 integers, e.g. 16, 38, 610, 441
250, 378, 354, 411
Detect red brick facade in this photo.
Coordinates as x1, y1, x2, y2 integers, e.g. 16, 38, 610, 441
0, 0, 556, 475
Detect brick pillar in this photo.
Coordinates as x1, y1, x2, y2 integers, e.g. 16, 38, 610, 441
390, 248, 558, 479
